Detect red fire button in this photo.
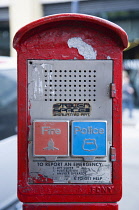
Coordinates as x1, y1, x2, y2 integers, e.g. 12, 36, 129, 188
33, 120, 69, 156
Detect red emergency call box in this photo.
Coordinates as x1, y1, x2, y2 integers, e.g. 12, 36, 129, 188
13, 14, 128, 205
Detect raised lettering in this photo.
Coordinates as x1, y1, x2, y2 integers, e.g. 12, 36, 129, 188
42, 126, 50, 135
74, 126, 81, 134
93, 128, 98, 134
99, 128, 104, 134
74, 126, 105, 135
55, 129, 61, 134
90, 186, 114, 194
41, 127, 61, 135
82, 128, 87, 134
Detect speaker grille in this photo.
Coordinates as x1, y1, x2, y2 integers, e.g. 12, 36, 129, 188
44, 68, 96, 102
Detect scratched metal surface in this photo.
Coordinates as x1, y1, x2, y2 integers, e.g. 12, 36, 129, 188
28, 60, 112, 120
28, 59, 112, 183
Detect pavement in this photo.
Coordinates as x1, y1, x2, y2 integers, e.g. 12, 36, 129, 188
118, 108, 139, 210
122, 108, 139, 127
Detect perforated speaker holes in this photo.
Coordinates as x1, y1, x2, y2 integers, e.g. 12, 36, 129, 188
44, 69, 96, 102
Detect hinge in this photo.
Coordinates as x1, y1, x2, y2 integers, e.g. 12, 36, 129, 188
110, 83, 116, 98
110, 147, 116, 162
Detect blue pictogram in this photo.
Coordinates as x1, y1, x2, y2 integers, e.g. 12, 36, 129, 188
71, 121, 107, 156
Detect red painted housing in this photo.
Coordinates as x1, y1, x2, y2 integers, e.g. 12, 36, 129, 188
13, 13, 128, 203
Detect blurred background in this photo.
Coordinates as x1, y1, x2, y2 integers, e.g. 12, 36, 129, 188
0, 0, 139, 209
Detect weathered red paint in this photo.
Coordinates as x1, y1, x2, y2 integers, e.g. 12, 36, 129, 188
29, 174, 53, 184
23, 203, 118, 210
13, 13, 128, 204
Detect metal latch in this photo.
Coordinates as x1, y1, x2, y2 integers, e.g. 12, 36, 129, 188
110, 83, 116, 98
110, 147, 116, 162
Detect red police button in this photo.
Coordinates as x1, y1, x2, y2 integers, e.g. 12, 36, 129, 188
33, 120, 69, 156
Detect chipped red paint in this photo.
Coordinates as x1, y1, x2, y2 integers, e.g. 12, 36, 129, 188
29, 174, 53, 184
13, 13, 128, 204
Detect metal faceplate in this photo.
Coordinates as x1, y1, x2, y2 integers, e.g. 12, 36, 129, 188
28, 60, 113, 184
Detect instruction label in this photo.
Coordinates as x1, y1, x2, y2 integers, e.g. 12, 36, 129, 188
29, 161, 112, 184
